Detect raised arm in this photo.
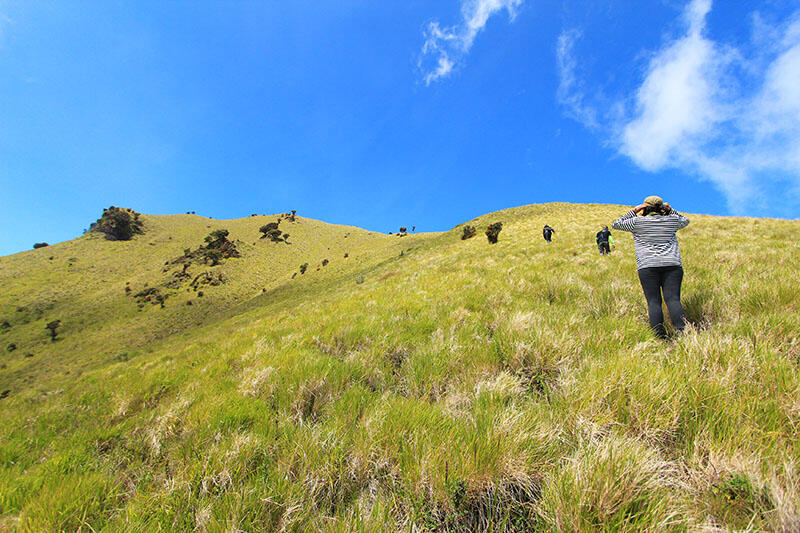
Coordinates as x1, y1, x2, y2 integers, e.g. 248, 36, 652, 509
664, 203, 689, 230
612, 209, 638, 232
672, 211, 690, 230
613, 203, 648, 232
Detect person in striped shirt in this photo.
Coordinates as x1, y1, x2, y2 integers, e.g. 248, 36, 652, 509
613, 196, 690, 339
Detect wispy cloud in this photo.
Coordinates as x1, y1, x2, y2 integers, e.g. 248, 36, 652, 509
556, 29, 598, 130
620, 0, 721, 172
558, 0, 800, 214
420, 0, 523, 85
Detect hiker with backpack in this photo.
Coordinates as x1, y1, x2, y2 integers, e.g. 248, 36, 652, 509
542, 224, 555, 243
612, 196, 690, 339
596, 225, 613, 255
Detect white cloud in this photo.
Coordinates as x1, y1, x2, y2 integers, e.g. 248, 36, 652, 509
556, 29, 598, 130
420, 0, 523, 85
558, 0, 800, 214
620, 0, 722, 172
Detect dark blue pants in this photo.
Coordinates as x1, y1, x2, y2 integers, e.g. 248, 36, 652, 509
638, 266, 685, 338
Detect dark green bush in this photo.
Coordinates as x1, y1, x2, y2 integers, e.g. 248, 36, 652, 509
260, 221, 288, 242
204, 249, 223, 266
485, 222, 503, 244
90, 207, 144, 241
204, 230, 229, 248
201, 229, 240, 263
133, 288, 167, 308
300, 263, 308, 274
45, 320, 61, 341
259, 222, 279, 237
461, 226, 476, 240
33, 242, 49, 249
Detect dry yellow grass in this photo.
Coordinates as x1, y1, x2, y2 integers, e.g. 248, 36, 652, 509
1, 202, 799, 531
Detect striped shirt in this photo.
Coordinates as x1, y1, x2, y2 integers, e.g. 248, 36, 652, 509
612, 209, 689, 270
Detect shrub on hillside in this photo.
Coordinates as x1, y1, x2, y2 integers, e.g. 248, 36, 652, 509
133, 287, 167, 308
204, 249, 223, 266
275, 210, 297, 222
259, 222, 287, 243
461, 225, 476, 240
299, 263, 308, 274
485, 222, 503, 244
201, 229, 240, 263
190, 271, 226, 289
259, 222, 278, 236
204, 229, 229, 248
90, 206, 144, 241
33, 242, 49, 249
45, 320, 61, 341
164, 264, 191, 289
162, 229, 240, 287
278, 210, 297, 222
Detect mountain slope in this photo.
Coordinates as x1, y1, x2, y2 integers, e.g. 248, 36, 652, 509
0, 212, 430, 394
1, 203, 799, 531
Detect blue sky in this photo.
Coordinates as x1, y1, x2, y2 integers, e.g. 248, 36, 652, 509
1, 0, 798, 256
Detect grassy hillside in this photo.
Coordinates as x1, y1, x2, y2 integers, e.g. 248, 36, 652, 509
1, 203, 799, 531
0, 212, 424, 394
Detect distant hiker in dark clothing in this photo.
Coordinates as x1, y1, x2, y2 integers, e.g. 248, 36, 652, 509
613, 196, 690, 339
596, 226, 612, 255
542, 225, 555, 243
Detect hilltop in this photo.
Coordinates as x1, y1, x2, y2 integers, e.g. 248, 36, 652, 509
1, 203, 799, 531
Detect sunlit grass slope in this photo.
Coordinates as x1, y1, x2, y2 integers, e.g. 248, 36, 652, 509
0, 213, 423, 394
1, 203, 799, 531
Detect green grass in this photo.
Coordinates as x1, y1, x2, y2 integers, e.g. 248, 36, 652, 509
1, 203, 799, 531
